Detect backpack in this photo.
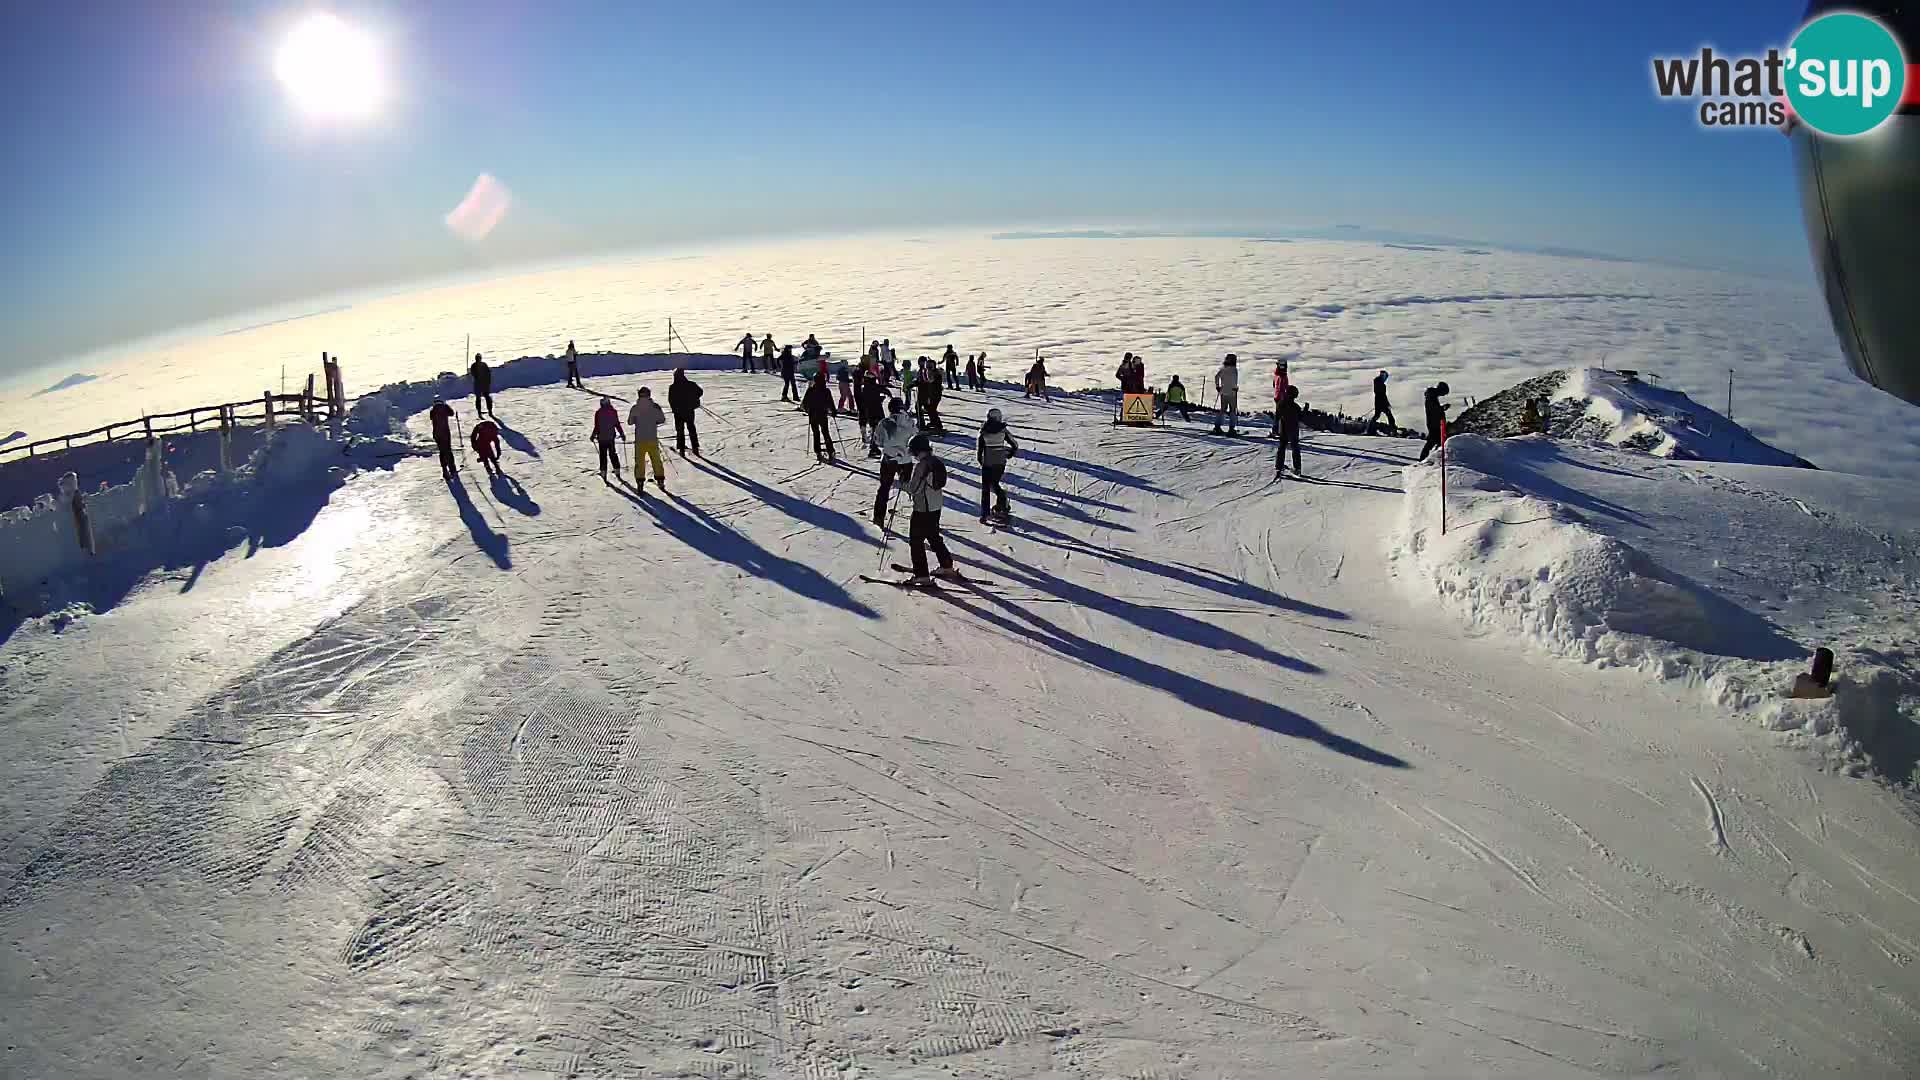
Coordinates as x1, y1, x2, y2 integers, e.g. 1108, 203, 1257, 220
924, 457, 946, 490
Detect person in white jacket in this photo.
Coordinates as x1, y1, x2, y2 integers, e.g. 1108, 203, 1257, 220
1212, 353, 1240, 434
871, 399, 920, 527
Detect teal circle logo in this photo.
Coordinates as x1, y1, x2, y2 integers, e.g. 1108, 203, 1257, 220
1787, 13, 1907, 137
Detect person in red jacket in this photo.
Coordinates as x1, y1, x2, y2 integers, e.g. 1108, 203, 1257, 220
471, 418, 502, 477
590, 396, 624, 480
1268, 360, 1291, 437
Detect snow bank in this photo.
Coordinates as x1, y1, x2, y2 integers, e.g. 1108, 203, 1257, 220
1554, 368, 1814, 468
1395, 435, 1919, 778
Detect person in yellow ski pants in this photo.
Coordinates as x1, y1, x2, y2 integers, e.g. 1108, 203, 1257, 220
627, 388, 669, 492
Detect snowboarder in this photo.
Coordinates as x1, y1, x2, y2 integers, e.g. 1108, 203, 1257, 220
1367, 370, 1395, 435
904, 434, 959, 583
1419, 381, 1451, 460
1212, 354, 1240, 434
779, 345, 800, 402
429, 397, 457, 477
1160, 375, 1190, 421
803, 375, 838, 461
856, 370, 887, 456
976, 407, 1018, 524
667, 368, 703, 455
470, 353, 494, 418
627, 387, 668, 491
919, 358, 946, 433
471, 417, 503, 477
760, 334, 777, 374
737, 332, 758, 373
943, 345, 960, 389
1275, 385, 1304, 478
591, 396, 625, 479
1268, 360, 1290, 437
873, 399, 919, 525
836, 358, 854, 412
964, 354, 979, 392
565, 340, 583, 389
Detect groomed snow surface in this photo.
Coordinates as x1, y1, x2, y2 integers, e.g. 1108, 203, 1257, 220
3, 368, 1918, 1077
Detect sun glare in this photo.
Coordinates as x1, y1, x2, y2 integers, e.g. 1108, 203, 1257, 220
274, 12, 383, 121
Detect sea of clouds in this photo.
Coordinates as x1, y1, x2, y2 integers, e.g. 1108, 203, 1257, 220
2, 232, 1913, 482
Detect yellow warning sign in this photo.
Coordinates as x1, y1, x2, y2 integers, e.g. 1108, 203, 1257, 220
1122, 392, 1154, 425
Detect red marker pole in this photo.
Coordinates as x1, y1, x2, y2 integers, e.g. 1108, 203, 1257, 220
1439, 416, 1449, 536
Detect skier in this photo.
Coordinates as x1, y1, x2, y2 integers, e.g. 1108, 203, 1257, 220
1268, 360, 1290, 437
976, 406, 1018, 524
855, 368, 886, 455
667, 368, 703, 456
471, 417, 503, 477
1367, 369, 1396, 435
801, 334, 822, 363
882, 339, 897, 375
919, 358, 946, 433
591, 396, 625, 480
760, 334, 777, 374
836, 357, 854, 412
1026, 357, 1050, 401
964, 354, 979, 392
737, 332, 758, 373
429, 397, 457, 477
943, 345, 960, 389
901, 355, 918, 412
802, 374, 838, 461
872, 399, 919, 526
1418, 381, 1451, 461
881, 349, 897, 388
565, 340, 583, 389
904, 434, 959, 583
1161, 375, 1190, 421
779, 345, 800, 402
975, 351, 988, 387
627, 387, 668, 492
1275, 385, 1304, 478
1212, 354, 1240, 434
470, 352, 494, 418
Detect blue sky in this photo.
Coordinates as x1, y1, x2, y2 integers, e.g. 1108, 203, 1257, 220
0, 1, 1818, 366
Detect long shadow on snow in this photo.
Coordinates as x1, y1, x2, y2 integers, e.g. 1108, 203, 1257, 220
1473, 444, 1650, 527
1013, 447, 1173, 496
924, 586, 1406, 769
942, 458, 1130, 513
609, 482, 878, 620
687, 458, 877, 548
487, 472, 541, 516
492, 417, 540, 459
949, 535, 1332, 673
448, 474, 511, 569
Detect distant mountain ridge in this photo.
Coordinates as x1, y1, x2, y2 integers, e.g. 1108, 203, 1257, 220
31, 373, 99, 397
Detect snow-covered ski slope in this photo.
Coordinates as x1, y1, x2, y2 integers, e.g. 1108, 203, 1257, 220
3, 372, 1917, 1078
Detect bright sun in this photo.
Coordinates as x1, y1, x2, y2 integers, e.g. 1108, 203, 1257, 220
274, 12, 383, 120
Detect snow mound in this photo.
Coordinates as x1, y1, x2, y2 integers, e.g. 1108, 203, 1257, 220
1455, 368, 1814, 468
1396, 434, 1920, 780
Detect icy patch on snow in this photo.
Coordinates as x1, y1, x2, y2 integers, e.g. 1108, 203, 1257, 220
1395, 434, 1919, 780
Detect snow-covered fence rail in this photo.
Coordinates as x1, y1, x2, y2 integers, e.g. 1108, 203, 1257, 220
0, 391, 319, 462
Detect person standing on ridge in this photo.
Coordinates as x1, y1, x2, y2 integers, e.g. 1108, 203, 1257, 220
737, 332, 758, 373
627, 387, 668, 491
802, 374, 838, 461
836, 357, 855, 412
976, 351, 988, 388
975, 407, 1018, 524
1367, 369, 1395, 435
901, 355, 919, 413
667, 367, 703, 456
964, 354, 979, 392
919, 357, 946, 433
779, 345, 800, 402
801, 334, 822, 363
872, 399, 919, 526
904, 434, 959, 584
470, 353, 495, 418
1419, 381, 1451, 460
591, 396, 625, 480
1026, 356, 1050, 401
471, 417, 503, 477
565, 340, 583, 389
1117, 353, 1134, 393
1268, 359, 1290, 437
760, 334, 777, 375
1212, 354, 1240, 434
1161, 375, 1190, 421
943, 345, 960, 389
430, 397, 457, 477
1275, 385, 1304, 478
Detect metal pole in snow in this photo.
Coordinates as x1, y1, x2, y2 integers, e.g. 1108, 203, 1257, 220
1727, 368, 1734, 420
1439, 415, 1449, 536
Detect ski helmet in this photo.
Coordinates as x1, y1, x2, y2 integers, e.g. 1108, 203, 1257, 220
987, 408, 1003, 422
908, 434, 931, 455
1436, 381, 1450, 395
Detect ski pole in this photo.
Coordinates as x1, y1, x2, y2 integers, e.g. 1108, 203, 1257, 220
877, 477, 905, 572
701, 403, 732, 424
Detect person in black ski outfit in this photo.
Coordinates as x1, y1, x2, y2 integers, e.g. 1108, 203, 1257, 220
565, 340, 583, 388
667, 368, 703, 455
919, 359, 945, 433
469, 353, 494, 417
779, 345, 800, 402
1275, 385, 1304, 477
429, 397, 457, 476
737, 333, 758, 373
975, 407, 1018, 522
943, 345, 960, 389
856, 369, 886, 455
1419, 381, 1451, 460
801, 335, 822, 363
1367, 369, 1396, 435
905, 434, 959, 582
802, 375, 837, 460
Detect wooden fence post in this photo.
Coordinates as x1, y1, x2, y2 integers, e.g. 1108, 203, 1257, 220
264, 391, 275, 430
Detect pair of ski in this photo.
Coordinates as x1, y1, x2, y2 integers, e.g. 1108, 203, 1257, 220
861, 565, 997, 590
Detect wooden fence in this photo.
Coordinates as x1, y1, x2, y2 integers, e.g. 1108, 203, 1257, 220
1, 386, 333, 462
